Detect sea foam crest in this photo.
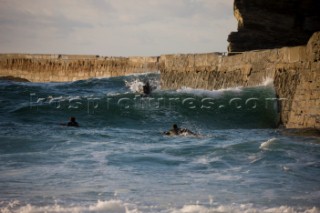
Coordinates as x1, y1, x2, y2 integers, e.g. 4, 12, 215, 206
0, 200, 138, 213
176, 86, 242, 98
260, 138, 277, 150
125, 79, 145, 93
125, 78, 159, 94
171, 204, 319, 213
1, 200, 319, 213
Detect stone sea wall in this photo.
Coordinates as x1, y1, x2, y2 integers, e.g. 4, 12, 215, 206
0, 37, 319, 130
159, 32, 320, 129
0, 54, 159, 82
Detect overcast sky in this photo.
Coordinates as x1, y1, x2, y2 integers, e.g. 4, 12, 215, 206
0, 0, 236, 56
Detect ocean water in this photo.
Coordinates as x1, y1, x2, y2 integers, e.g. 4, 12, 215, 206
0, 73, 319, 213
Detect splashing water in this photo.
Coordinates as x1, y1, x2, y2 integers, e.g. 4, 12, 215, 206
0, 73, 319, 213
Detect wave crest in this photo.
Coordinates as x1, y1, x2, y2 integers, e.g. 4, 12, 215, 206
172, 204, 319, 213
260, 138, 277, 150
1, 200, 137, 213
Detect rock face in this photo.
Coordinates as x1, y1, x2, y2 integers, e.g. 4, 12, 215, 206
0, 54, 159, 82
228, 0, 320, 53
160, 32, 320, 129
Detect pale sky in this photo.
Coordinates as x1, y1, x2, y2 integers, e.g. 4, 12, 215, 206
0, 0, 237, 56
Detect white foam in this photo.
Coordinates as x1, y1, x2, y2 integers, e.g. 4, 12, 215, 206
283, 166, 291, 172
125, 78, 160, 94
172, 204, 208, 213
125, 79, 145, 94
1, 200, 319, 213
260, 138, 277, 150
195, 156, 210, 165
1, 200, 139, 213
176, 87, 242, 98
171, 204, 319, 213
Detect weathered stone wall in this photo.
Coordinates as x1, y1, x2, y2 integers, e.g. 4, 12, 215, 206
160, 50, 277, 90
228, 0, 320, 53
0, 40, 319, 130
279, 32, 320, 129
0, 54, 159, 82
160, 32, 320, 129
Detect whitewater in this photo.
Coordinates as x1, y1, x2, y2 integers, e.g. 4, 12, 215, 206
0, 73, 319, 213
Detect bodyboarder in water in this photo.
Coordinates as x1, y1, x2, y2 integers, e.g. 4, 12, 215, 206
142, 81, 152, 97
164, 124, 197, 136
61, 117, 79, 127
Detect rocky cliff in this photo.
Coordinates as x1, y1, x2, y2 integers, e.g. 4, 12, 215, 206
228, 0, 320, 53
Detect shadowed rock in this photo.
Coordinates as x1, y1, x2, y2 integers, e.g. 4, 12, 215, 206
228, 0, 320, 53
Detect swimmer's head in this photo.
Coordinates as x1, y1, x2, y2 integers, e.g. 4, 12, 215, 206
70, 117, 76, 122
173, 124, 178, 129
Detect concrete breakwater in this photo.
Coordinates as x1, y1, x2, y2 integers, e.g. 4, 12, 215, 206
159, 32, 320, 129
0, 54, 159, 82
0, 33, 319, 129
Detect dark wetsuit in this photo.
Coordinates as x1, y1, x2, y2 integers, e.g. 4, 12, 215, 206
142, 82, 151, 96
164, 127, 196, 136
67, 121, 79, 127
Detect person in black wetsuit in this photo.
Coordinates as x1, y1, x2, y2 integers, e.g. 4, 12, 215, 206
66, 117, 79, 127
164, 124, 179, 135
164, 124, 196, 136
142, 81, 151, 96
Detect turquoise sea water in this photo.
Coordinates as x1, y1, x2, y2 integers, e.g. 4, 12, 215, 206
0, 73, 319, 213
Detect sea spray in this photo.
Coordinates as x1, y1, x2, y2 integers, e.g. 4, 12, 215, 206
2, 200, 319, 213
176, 86, 243, 98
171, 204, 320, 213
260, 138, 277, 150
125, 76, 160, 94
1, 73, 319, 212
1, 200, 136, 213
